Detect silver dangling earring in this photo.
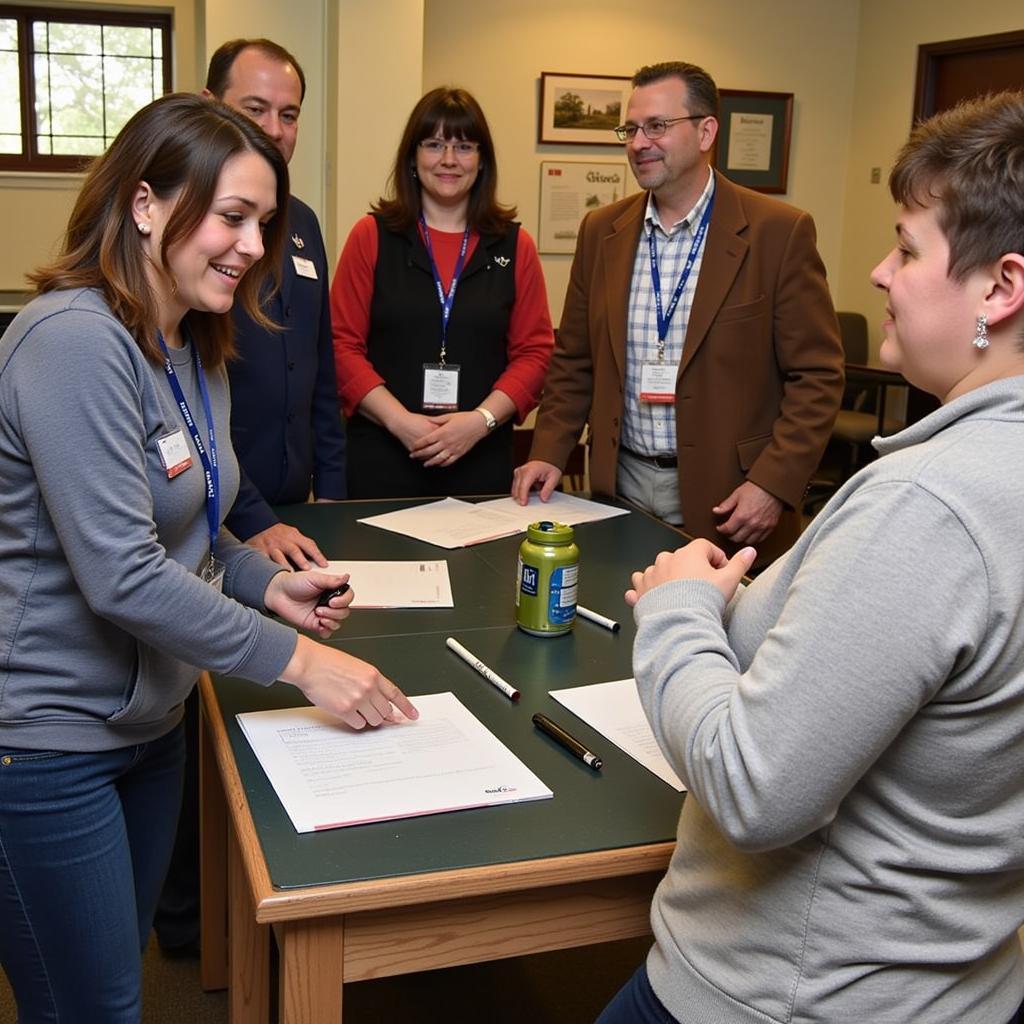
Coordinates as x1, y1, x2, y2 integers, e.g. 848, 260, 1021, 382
972, 313, 989, 349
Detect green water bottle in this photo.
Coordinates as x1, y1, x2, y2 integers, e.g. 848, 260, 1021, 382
515, 521, 579, 637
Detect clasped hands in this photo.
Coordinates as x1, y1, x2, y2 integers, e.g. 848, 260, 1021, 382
393, 409, 488, 468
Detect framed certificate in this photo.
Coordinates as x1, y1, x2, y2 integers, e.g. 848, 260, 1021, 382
714, 89, 793, 194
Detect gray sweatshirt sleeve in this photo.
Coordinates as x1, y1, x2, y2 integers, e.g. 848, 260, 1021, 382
632, 480, 989, 852
9, 307, 296, 683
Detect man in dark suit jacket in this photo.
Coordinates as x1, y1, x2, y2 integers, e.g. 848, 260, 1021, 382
206, 38, 346, 569
513, 61, 843, 564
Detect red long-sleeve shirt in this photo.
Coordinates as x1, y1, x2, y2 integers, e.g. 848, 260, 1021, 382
331, 215, 553, 422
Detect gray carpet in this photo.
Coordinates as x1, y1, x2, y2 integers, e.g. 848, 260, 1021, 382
1, 934, 649, 1022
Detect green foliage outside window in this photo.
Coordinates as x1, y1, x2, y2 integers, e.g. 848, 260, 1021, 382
0, 7, 170, 171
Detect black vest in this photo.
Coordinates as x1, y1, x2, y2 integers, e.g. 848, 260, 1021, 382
346, 217, 520, 498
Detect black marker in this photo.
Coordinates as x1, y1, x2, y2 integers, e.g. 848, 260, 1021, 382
315, 582, 350, 609
532, 713, 603, 770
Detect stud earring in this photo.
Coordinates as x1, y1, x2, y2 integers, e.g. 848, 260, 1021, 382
136, 222, 151, 236
972, 313, 989, 350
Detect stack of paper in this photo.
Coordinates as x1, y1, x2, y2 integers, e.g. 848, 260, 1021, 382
358, 493, 629, 549
237, 692, 553, 832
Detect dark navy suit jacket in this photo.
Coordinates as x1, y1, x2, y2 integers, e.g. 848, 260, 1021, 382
224, 195, 347, 540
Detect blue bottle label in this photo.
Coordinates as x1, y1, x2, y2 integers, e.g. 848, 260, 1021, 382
547, 564, 578, 625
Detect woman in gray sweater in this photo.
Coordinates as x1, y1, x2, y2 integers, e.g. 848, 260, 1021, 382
0, 95, 414, 1023
601, 92, 1024, 1024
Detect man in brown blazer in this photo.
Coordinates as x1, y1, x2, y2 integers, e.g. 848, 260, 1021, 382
513, 61, 844, 564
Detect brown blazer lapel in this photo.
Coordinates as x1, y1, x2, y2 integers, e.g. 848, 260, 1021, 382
680, 173, 749, 376
600, 193, 646, 380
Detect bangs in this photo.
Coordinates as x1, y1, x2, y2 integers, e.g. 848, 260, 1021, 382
420, 107, 480, 143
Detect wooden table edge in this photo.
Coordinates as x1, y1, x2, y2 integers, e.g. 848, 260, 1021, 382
199, 673, 675, 925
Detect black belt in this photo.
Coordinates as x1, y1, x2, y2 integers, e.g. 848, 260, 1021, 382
620, 446, 678, 469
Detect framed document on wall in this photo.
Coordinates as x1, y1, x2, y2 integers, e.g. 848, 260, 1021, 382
538, 160, 629, 254
714, 89, 793, 194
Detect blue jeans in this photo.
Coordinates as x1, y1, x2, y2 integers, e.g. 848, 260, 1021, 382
596, 963, 678, 1024
595, 963, 1024, 1024
0, 725, 185, 1023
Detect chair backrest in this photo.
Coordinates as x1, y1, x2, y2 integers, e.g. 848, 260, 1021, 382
837, 311, 868, 364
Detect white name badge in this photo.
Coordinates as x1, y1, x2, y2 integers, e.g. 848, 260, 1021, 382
156, 430, 193, 478
639, 361, 679, 404
422, 363, 460, 411
291, 255, 318, 280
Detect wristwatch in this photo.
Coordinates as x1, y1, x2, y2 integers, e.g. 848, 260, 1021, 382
476, 406, 498, 432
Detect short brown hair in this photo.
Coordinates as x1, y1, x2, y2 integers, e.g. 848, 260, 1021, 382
373, 87, 516, 236
29, 93, 289, 369
206, 38, 306, 102
632, 61, 719, 118
889, 91, 1024, 281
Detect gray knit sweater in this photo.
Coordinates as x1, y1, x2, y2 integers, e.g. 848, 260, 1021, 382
0, 288, 297, 751
634, 376, 1024, 1023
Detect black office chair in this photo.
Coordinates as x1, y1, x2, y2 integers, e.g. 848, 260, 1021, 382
804, 312, 903, 519
831, 311, 902, 470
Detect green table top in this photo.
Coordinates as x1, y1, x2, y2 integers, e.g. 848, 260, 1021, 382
212, 497, 688, 890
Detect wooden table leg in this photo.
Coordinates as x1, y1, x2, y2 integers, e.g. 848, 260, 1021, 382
228, 828, 270, 1024
278, 916, 344, 1024
199, 699, 228, 991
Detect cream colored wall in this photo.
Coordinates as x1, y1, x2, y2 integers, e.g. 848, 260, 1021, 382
839, 0, 1024, 357
0, 0, 199, 291
332, 0, 424, 258
203, 0, 328, 221
422, 0, 860, 323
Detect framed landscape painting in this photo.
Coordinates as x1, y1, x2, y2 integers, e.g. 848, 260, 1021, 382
538, 72, 631, 147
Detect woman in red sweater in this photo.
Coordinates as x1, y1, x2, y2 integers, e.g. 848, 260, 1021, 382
331, 87, 553, 498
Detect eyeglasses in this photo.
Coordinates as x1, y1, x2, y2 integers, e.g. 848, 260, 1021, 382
613, 115, 706, 143
418, 138, 480, 157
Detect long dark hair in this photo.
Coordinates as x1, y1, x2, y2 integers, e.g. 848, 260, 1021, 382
29, 93, 289, 368
373, 87, 516, 236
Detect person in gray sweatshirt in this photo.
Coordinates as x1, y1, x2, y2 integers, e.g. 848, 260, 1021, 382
599, 91, 1024, 1024
0, 94, 416, 1023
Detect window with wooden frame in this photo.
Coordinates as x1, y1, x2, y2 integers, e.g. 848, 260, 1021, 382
0, 5, 171, 172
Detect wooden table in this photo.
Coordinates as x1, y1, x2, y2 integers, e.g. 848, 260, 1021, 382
198, 499, 685, 1022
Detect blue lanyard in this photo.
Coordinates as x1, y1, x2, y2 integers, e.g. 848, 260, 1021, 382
157, 332, 220, 557
419, 215, 471, 364
648, 195, 714, 350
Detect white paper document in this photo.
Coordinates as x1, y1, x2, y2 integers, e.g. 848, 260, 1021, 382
324, 560, 453, 608
549, 679, 685, 791
237, 692, 553, 832
474, 492, 631, 529
357, 493, 629, 549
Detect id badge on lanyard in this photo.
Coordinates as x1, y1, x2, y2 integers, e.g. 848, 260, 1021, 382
640, 197, 713, 405
157, 332, 222, 587
420, 215, 470, 411
422, 362, 461, 410
640, 361, 679, 403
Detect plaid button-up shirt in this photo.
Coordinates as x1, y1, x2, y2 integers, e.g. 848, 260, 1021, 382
620, 168, 715, 456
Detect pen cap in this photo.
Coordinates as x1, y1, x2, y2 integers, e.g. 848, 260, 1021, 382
515, 521, 579, 638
